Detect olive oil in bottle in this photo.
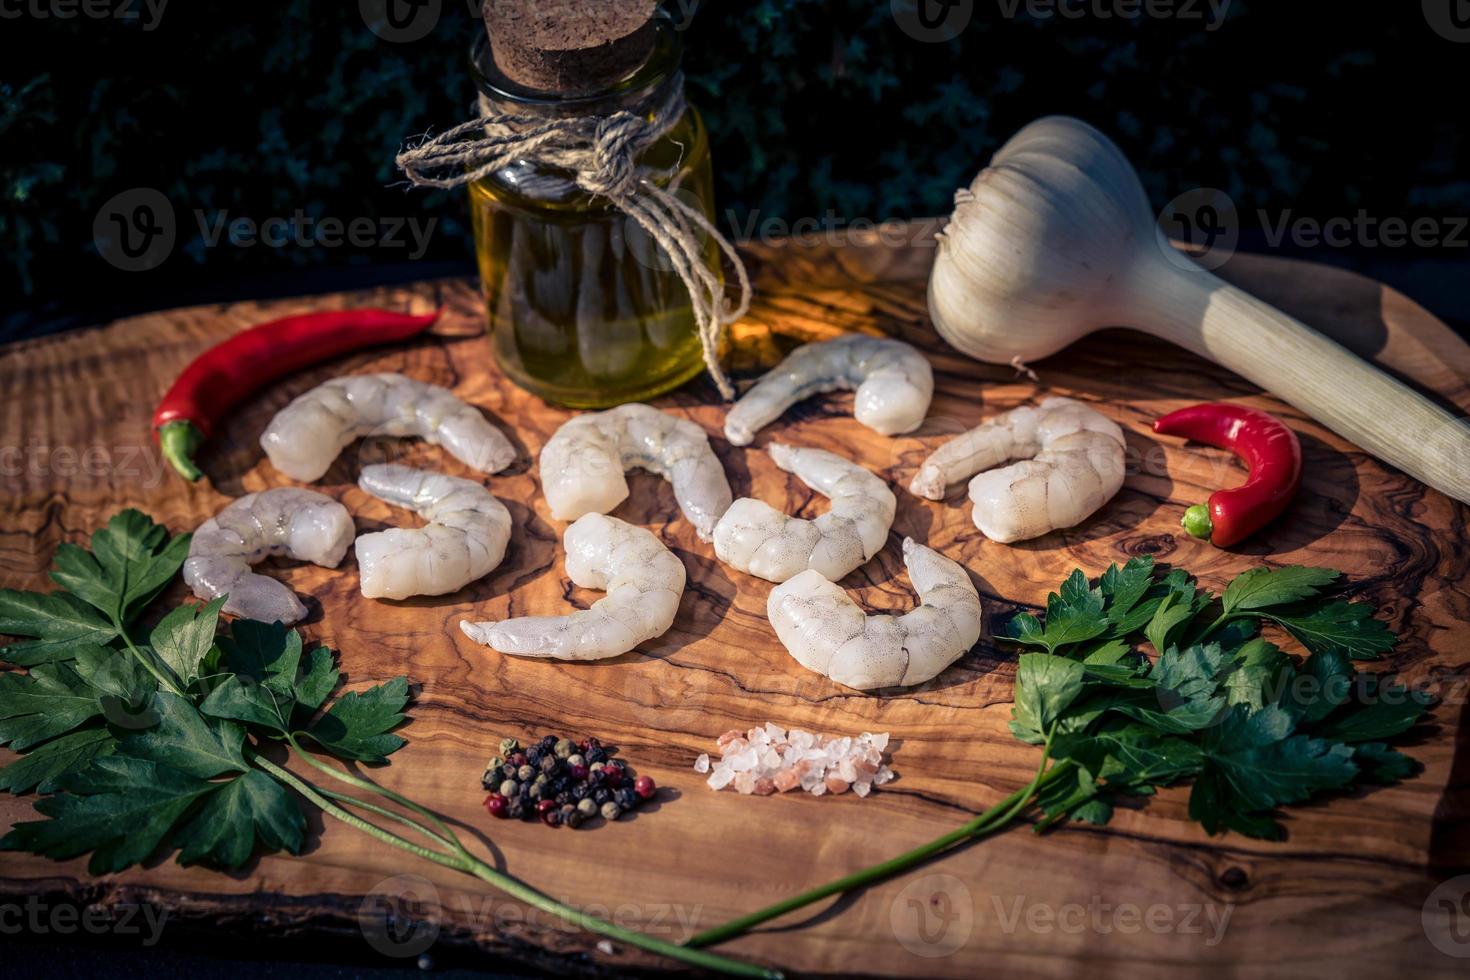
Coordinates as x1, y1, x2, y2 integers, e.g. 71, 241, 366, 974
468, 7, 722, 407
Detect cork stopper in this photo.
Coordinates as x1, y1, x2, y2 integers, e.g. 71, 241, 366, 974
483, 0, 658, 95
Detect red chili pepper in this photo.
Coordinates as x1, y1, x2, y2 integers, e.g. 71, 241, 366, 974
153, 308, 441, 481
1152, 402, 1302, 548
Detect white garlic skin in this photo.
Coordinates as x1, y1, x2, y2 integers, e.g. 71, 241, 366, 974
926, 115, 1163, 365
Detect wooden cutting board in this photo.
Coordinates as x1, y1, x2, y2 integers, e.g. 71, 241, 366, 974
2, 222, 1468, 978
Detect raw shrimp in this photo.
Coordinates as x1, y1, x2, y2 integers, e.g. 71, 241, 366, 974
724, 334, 934, 445
459, 513, 685, 661
767, 538, 981, 691
260, 373, 515, 483
355, 464, 511, 600
183, 487, 355, 625
539, 404, 731, 542
909, 396, 1127, 543
712, 443, 896, 583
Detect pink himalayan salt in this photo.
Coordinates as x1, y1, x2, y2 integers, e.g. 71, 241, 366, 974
699, 725, 893, 800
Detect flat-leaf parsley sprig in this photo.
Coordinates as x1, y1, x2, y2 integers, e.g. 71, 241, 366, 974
0, 510, 775, 979
685, 555, 1429, 949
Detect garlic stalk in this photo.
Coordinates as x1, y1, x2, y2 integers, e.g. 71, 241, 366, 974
929, 115, 1470, 506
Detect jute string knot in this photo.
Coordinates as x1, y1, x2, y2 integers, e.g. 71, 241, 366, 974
396, 73, 749, 399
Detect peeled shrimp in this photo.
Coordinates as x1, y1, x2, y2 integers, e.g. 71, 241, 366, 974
184, 488, 354, 625
539, 404, 731, 542
712, 443, 896, 583
767, 538, 981, 691
354, 464, 511, 600
724, 335, 934, 446
459, 513, 685, 661
910, 396, 1126, 543
260, 373, 515, 483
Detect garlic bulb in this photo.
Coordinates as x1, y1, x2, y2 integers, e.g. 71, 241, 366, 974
929, 115, 1470, 506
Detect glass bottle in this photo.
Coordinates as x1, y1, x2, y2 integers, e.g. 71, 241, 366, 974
467, 16, 721, 408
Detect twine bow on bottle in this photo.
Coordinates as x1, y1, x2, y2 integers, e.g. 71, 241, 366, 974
395, 74, 750, 399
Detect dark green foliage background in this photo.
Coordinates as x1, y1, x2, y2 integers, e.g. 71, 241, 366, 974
2, 1, 1465, 315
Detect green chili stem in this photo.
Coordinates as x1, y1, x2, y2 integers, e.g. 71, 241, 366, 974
250, 751, 778, 979
686, 727, 1069, 950
159, 420, 205, 482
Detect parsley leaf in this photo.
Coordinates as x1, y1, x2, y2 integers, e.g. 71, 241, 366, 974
173, 769, 306, 869
0, 662, 105, 751
0, 727, 116, 795
1221, 566, 1340, 614
1308, 677, 1431, 743
1001, 557, 1429, 839
0, 590, 118, 666
120, 692, 248, 778
302, 677, 411, 763
51, 510, 191, 624
1260, 599, 1396, 661
220, 620, 303, 701
1099, 556, 1158, 631
1, 756, 218, 875
150, 597, 225, 687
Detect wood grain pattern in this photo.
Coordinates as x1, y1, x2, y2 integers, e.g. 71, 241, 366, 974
2, 225, 1468, 978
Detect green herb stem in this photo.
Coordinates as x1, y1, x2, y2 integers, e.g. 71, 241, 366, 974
287, 737, 462, 855
116, 625, 187, 699
250, 752, 778, 979
312, 784, 460, 854
687, 734, 1069, 950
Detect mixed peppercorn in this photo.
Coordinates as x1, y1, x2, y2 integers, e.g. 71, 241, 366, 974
481, 734, 657, 828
